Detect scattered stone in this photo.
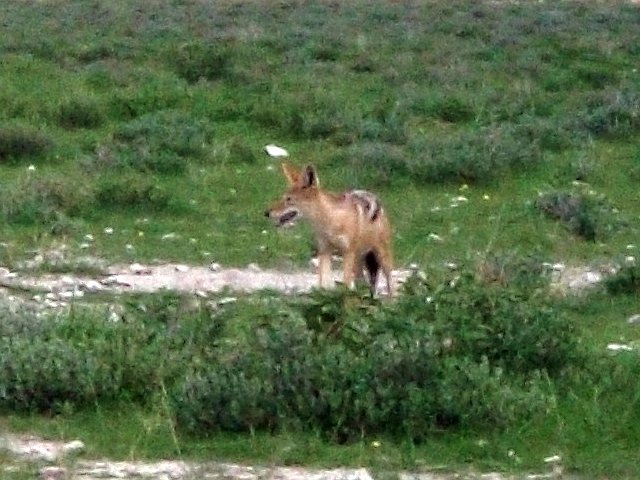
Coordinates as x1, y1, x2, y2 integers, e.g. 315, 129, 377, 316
627, 314, 640, 325
61, 440, 85, 455
175, 264, 189, 273
264, 144, 289, 158
217, 296, 237, 306
40, 466, 67, 480
247, 263, 261, 272
209, 262, 222, 272
129, 263, 151, 275
161, 232, 180, 241
104, 227, 114, 235
0, 267, 11, 276
607, 343, 634, 352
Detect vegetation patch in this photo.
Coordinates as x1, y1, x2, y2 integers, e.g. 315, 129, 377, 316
0, 125, 54, 162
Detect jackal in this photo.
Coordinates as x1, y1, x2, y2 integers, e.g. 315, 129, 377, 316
265, 163, 394, 296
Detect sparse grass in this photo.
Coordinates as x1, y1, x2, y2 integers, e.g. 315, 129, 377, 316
1, 0, 640, 477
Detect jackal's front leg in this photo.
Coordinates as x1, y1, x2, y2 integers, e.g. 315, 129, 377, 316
317, 251, 333, 288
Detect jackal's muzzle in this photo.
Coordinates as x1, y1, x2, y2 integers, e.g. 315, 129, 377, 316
265, 207, 301, 228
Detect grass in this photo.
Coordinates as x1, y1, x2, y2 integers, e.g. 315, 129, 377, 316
1, 0, 639, 478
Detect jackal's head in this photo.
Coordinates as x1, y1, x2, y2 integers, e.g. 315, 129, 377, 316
264, 163, 320, 228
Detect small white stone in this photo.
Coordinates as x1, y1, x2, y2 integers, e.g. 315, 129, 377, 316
175, 264, 189, 273
627, 314, 640, 325
161, 232, 179, 241
61, 440, 85, 455
607, 343, 633, 352
217, 297, 237, 305
264, 144, 289, 158
247, 263, 261, 272
544, 454, 562, 463
209, 262, 222, 272
103, 227, 114, 235
129, 263, 150, 275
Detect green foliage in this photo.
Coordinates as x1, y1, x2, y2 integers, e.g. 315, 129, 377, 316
0, 125, 54, 161
94, 111, 213, 174
535, 189, 623, 241
57, 97, 106, 129
406, 125, 542, 184
171, 42, 233, 84
0, 174, 90, 227
604, 263, 640, 295
173, 273, 578, 440
95, 172, 170, 210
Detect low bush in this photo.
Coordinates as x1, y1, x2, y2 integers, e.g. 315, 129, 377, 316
0, 174, 90, 227
94, 110, 213, 174
0, 125, 54, 161
173, 273, 580, 440
171, 42, 233, 84
0, 268, 586, 440
579, 88, 640, 139
406, 124, 542, 184
57, 97, 105, 129
535, 189, 622, 241
94, 172, 170, 210
604, 263, 640, 295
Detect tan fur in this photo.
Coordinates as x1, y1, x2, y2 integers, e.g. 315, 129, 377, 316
265, 163, 394, 296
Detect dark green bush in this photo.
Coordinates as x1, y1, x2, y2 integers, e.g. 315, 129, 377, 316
95, 172, 170, 210
535, 189, 622, 241
0, 175, 90, 227
406, 125, 542, 184
57, 97, 105, 129
95, 110, 212, 174
172, 42, 233, 84
173, 273, 578, 440
604, 264, 640, 295
580, 88, 640, 139
0, 125, 54, 161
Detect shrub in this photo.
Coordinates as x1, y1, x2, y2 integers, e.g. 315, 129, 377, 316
0, 175, 90, 227
172, 42, 233, 84
0, 125, 54, 161
604, 264, 640, 295
406, 125, 541, 184
57, 97, 105, 129
330, 142, 409, 187
535, 189, 623, 241
580, 88, 640, 139
412, 94, 475, 123
95, 172, 170, 210
173, 272, 579, 440
94, 110, 213, 174
0, 296, 222, 412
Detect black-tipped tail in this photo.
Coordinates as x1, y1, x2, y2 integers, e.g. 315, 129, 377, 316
364, 250, 380, 296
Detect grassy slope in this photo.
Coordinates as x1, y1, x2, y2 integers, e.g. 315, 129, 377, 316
1, 0, 640, 477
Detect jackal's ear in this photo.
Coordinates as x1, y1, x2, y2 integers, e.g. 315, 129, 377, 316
281, 163, 300, 186
302, 165, 319, 188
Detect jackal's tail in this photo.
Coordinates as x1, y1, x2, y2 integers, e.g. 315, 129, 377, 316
364, 250, 380, 296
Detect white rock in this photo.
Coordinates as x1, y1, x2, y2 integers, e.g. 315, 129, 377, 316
84, 234, 94, 242
264, 144, 289, 158
552, 263, 566, 272
627, 314, 640, 325
0, 267, 10, 276
61, 440, 85, 455
81, 280, 104, 292
209, 262, 222, 272
61, 276, 75, 286
607, 343, 634, 352
247, 263, 261, 272
58, 290, 84, 300
217, 297, 237, 305
161, 232, 179, 241
175, 264, 189, 273
103, 227, 114, 235
427, 233, 443, 242
543, 454, 562, 463
129, 263, 150, 274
